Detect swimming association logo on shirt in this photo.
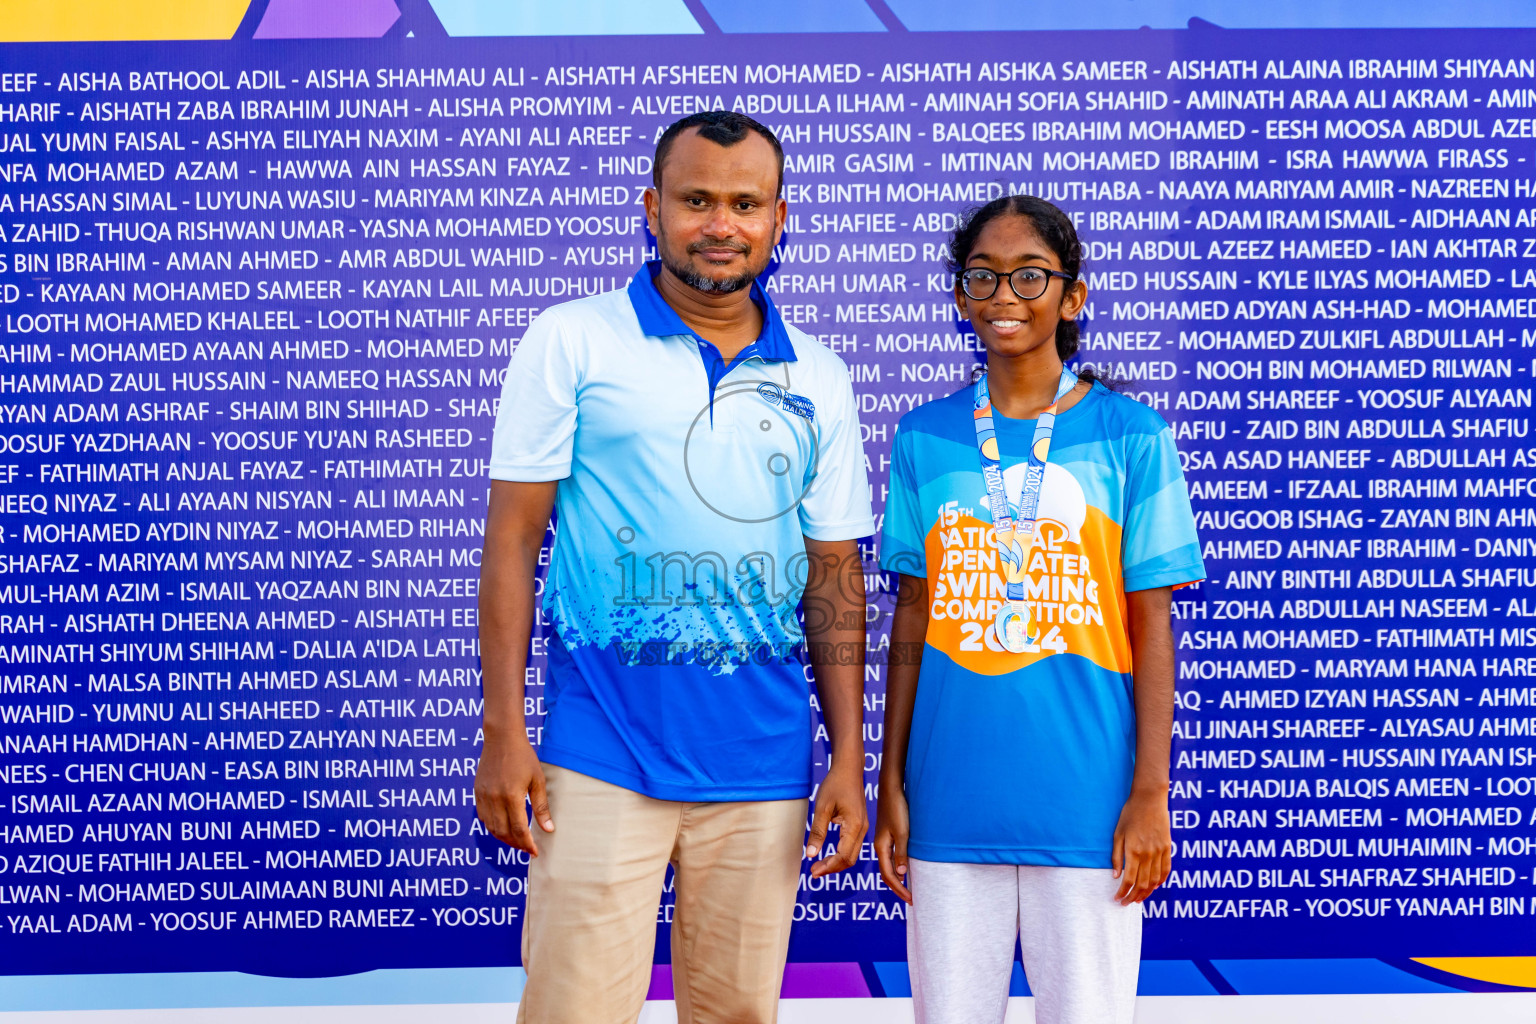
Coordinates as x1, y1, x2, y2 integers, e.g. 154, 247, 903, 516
756, 382, 815, 421
681, 378, 820, 525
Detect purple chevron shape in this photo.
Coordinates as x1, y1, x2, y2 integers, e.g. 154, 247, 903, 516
646, 963, 870, 999
779, 963, 872, 997
254, 0, 401, 37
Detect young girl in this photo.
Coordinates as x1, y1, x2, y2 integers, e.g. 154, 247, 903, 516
874, 195, 1205, 1024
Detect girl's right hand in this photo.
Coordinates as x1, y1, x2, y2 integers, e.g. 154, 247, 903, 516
873, 782, 912, 904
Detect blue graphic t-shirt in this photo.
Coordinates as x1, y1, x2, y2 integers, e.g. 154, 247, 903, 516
880, 381, 1204, 865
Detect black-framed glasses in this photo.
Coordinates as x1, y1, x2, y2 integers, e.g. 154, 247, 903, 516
957, 266, 1076, 302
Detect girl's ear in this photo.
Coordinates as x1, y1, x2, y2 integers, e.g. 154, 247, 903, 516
1059, 279, 1088, 322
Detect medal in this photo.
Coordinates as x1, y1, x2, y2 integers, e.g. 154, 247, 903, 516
973, 367, 1077, 654
994, 601, 1030, 654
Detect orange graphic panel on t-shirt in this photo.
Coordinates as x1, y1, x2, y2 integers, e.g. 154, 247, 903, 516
923, 508, 1130, 677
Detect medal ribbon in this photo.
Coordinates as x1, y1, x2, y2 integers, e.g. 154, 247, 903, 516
972, 367, 1078, 644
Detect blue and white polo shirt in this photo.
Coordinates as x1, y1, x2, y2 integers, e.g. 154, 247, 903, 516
490, 262, 875, 801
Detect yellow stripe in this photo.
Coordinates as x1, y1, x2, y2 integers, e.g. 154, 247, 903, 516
1412, 957, 1536, 989
0, 1, 249, 42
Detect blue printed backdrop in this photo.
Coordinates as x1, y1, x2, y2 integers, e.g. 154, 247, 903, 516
0, 6, 1534, 1005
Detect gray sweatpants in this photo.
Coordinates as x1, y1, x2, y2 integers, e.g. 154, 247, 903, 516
907, 859, 1142, 1024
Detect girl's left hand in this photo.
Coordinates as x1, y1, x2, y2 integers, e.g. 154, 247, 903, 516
1111, 787, 1173, 906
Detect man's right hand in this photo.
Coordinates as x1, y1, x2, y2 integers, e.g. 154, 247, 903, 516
474, 735, 554, 856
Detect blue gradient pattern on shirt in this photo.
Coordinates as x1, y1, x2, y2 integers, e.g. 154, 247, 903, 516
491, 266, 875, 800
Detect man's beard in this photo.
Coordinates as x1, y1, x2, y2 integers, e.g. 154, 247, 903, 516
657, 229, 764, 295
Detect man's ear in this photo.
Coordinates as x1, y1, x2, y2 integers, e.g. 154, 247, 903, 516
642, 186, 661, 238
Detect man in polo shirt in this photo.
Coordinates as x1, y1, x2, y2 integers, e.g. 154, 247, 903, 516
476, 110, 875, 1023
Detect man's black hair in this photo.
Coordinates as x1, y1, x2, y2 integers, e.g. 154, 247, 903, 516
652, 110, 784, 195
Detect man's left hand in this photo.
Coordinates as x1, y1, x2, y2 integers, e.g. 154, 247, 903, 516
806, 761, 868, 877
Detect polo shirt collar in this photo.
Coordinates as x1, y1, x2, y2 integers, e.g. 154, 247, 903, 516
627, 260, 797, 362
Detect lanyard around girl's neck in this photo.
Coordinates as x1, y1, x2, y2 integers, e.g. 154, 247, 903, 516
972, 366, 1078, 653
973, 366, 1078, 542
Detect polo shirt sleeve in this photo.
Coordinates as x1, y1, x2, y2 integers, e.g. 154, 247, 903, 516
797, 370, 876, 541
1121, 426, 1206, 592
489, 311, 579, 482
878, 422, 927, 578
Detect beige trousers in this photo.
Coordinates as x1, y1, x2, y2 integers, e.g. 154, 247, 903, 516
516, 764, 807, 1024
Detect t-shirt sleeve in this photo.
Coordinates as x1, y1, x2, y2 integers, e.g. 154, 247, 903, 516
798, 368, 877, 541
1122, 426, 1206, 591
488, 311, 579, 482
878, 422, 928, 579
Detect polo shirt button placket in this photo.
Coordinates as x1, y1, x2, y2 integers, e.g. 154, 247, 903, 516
700, 342, 745, 437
